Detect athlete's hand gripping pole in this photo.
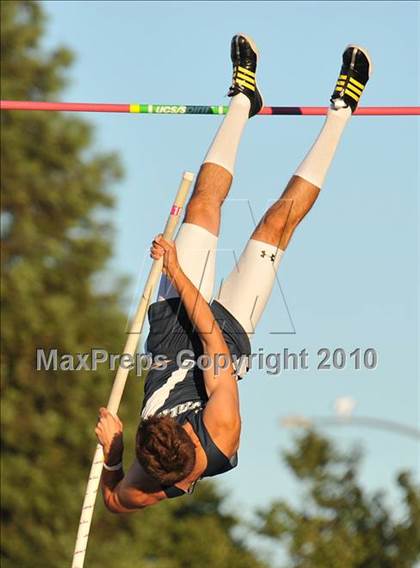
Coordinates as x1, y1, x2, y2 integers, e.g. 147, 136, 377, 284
71, 171, 194, 568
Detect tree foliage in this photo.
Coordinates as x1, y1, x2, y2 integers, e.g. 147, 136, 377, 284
256, 430, 420, 568
0, 3, 266, 567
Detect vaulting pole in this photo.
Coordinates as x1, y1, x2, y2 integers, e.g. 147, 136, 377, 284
71, 171, 194, 568
1, 100, 419, 115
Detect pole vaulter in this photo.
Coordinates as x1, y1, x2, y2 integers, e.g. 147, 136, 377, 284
4, 33, 419, 568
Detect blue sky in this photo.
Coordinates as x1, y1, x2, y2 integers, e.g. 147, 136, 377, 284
41, 0, 418, 557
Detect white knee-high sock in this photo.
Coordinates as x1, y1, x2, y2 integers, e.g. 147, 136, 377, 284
295, 106, 352, 188
203, 93, 250, 175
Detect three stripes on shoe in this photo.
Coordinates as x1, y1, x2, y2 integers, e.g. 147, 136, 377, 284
334, 74, 365, 103
233, 65, 256, 91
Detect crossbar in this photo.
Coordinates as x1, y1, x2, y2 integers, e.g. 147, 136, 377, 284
1, 100, 419, 115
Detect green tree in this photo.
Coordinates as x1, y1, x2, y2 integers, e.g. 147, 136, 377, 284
256, 430, 420, 568
1, 3, 266, 567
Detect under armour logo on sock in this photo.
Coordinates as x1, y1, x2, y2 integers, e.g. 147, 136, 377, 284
260, 250, 276, 263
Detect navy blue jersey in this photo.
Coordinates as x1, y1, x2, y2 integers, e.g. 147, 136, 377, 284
141, 298, 251, 497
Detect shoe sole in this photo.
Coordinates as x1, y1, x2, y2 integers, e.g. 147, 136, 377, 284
234, 32, 265, 109
345, 43, 373, 77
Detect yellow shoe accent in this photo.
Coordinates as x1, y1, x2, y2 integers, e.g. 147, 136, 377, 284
237, 71, 255, 83
238, 66, 256, 77
346, 82, 363, 96
344, 89, 360, 102
236, 78, 256, 91
349, 76, 365, 90
339, 74, 348, 80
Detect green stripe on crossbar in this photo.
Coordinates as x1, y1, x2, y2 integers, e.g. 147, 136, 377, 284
134, 105, 229, 115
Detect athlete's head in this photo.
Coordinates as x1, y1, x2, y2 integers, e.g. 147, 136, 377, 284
136, 415, 196, 485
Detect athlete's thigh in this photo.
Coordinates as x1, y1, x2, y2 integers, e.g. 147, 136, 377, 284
216, 238, 283, 334
158, 222, 218, 302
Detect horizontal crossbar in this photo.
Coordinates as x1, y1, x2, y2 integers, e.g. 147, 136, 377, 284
1, 100, 419, 115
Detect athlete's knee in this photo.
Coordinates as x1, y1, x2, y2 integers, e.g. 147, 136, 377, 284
186, 192, 223, 215
191, 164, 231, 203
184, 191, 225, 232
254, 208, 288, 242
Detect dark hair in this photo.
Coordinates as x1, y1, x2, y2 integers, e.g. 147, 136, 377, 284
136, 415, 196, 486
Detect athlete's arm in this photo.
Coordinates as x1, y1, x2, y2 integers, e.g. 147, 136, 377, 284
151, 236, 241, 455
95, 408, 166, 513
102, 461, 167, 513
150, 235, 225, 351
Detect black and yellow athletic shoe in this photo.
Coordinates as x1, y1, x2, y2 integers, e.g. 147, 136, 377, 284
228, 33, 264, 117
331, 45, 372, 112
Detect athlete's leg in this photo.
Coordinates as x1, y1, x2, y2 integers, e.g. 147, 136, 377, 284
157, 96, 249, 302
182, 84, 251, 237
216, 177, 321, 333
158, 34, 263, 302
218, 45, 372, 334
